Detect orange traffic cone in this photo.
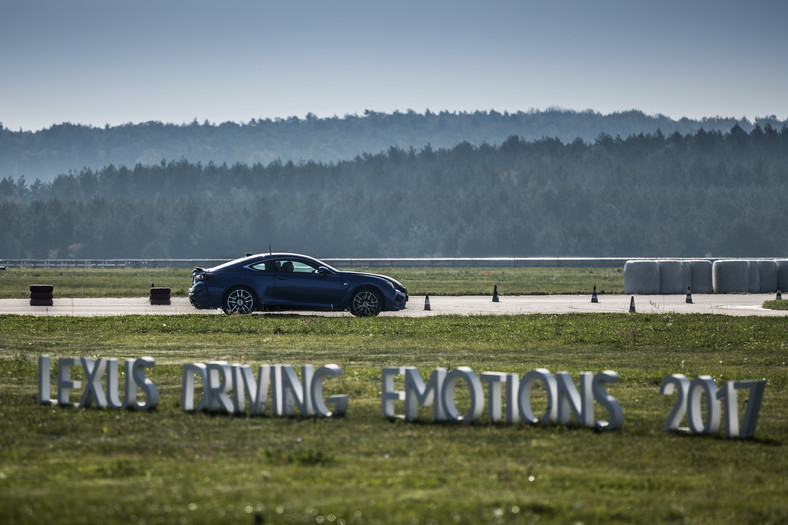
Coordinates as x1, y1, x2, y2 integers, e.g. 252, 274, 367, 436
629, 296, 636, 313
777, 288, 782, 300
591, 285, 599, 303
685, 286, 693, 304
424, 294, 431, 311
492, 285, 500, 302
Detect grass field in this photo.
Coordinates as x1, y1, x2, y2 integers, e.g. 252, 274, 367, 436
1, 313, 786, 524
763, 300, 788, 311
0, 266, 625, 298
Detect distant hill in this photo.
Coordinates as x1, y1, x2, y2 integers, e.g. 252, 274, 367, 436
2, 109, 785, 182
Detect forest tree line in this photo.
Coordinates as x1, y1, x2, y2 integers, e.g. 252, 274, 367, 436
2, 109, 785, 183
1, 124, 787, 259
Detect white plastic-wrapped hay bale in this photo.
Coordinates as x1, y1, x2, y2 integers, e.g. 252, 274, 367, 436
756, 260, 777, 293
746, 260, 761, 293
624, 260, 660, 294
658, 260, 691, 294
688, 259, 713, 293
776, 259, 788, 291
713, 259, 750, 293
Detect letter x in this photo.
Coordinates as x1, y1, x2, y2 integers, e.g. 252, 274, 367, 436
80, 358, 108, 408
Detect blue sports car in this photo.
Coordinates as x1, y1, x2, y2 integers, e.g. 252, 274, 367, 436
189, 253, 408, 316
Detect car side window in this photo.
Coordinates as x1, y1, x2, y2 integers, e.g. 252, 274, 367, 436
250, 259, 318, 273
290, 261, 318, 273
250, 261, 280, 272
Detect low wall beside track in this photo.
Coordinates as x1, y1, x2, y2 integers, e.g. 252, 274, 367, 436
3, 257, 787, 295
0, 257, 631, 269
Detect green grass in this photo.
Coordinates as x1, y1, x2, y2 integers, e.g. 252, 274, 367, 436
0, 266, 624, 298
1, 313, 786, 524
763, 299, 788, 310
375, 266, 624, 296
0, 267, 192, 299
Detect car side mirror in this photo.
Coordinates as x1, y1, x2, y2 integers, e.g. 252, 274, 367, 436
318, 266, 331, 275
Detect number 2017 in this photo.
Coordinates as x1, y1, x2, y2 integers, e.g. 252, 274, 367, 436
660, 374, 765, 438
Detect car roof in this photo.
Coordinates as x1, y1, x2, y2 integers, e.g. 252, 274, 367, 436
256, 252, 320, 262
217, 252, 338, 272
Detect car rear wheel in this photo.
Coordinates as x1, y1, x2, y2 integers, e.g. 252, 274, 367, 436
350, 288, 382, 317
224, 287, 256, 314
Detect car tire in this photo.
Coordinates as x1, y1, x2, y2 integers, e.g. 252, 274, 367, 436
350, 288, 382, 317
223, 287, 257, 314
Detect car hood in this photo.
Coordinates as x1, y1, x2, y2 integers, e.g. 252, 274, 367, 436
340, 271, 408, 295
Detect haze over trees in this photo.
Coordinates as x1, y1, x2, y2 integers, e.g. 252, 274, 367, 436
1, 109, 784, 183
1, 116, 786, 259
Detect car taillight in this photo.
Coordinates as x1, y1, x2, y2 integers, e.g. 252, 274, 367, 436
195, 272, 218, 282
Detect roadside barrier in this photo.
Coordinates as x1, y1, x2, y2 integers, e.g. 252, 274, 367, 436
30, 284, 54, 306
623, 260, 660, 294
712, 260, 750, 293
689, 260, 713, 293
626, 259, 783, 294
747, 261, 761, 293
659, 260, 691, 294
777, 260, 788, 291
756, 260, 777, 293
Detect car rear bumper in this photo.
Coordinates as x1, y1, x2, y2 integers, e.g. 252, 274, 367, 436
188, 283, 213, 309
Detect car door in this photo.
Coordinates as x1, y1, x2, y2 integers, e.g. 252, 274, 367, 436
274, 259, 348, 308
246, 260, 280, 303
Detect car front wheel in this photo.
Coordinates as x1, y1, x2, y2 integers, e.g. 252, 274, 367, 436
350, 288, 382, 317
224, 287, 256, 314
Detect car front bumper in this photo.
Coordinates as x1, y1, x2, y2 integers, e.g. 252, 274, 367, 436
391, 290, 408, 310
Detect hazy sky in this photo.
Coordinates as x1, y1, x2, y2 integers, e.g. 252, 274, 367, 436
2, 0, 786, 131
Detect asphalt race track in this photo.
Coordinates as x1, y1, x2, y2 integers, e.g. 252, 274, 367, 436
0, 294, 785, 317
